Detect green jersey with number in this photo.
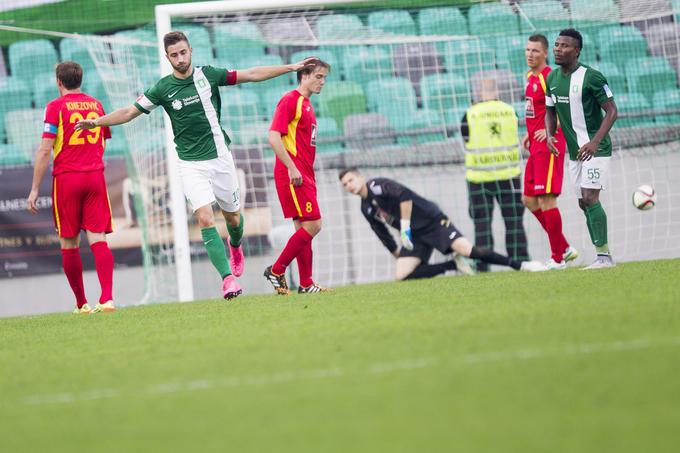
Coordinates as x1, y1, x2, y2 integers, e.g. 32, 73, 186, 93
545, 64, 614, 160
134, 66, 236, 161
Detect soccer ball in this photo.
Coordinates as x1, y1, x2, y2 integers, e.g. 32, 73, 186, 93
632, 185, 657, 210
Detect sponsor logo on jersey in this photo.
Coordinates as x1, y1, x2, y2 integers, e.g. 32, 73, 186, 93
556, 95, 570, 104
181, 95, 201, 107
311, 123, 317, 146
525, 98, 535, 119
168, 90, 180, 98
171, 99, 182, 111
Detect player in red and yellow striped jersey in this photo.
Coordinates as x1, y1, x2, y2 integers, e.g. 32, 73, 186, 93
521, 34, 578, 270
264, 58, 330, 294
27, 61, 115, 314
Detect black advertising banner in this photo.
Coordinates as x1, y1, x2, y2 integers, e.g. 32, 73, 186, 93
0, 157, 142, 278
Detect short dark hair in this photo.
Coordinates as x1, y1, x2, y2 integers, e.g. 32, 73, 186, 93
56, 61, 83, 89
338, 167, 360, 180
297, 57, 331, 83
164, 31, 190, 52
528, 33, 549, 50
559, 28, 583, 50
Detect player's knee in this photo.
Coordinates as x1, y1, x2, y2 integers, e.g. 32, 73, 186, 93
394, 269, 409, 281
196, 211, 215, 228
581, 192, 599, 207
302, 219, 322, 236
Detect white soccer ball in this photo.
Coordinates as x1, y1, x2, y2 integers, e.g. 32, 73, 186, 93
632, 185, 657, 210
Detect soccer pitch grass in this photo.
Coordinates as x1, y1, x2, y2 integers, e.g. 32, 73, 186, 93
1, 260, 679, 452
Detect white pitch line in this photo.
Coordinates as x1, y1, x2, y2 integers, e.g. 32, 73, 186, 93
13, 337, 680, 407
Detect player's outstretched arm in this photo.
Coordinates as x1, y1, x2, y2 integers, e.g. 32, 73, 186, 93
235, 58, 316, 84
27, 138, 55, 214
76, 105, 142, 130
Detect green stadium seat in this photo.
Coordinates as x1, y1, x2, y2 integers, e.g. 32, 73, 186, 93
598, 25, 648, 63
343, 45, 394, 88
625, 56, 678, 103
8, 39, 59, 80
571, 0, 620, 29
591, 62, 626, 95
6, 108, 43, 156
418, 7, 468, 36
441, 39, 495, 79
315, 117, 344, 153
317, 81, 367, 133
316, 14, 364, 40
468, 3, 519, 36
343, 113, 394, 149
366, 77, 417, 129
220, 88, 261, 144
653, 89, 680, 125
317, 14, 365, 76
0, 77, 32, 143
398, 109, 447, 145
104, 130, 128, 158
235, 55, 290, 90
213, 21, 266, 64
420, 73, 471, 126
488, 34, 526, 76
0, 143, 31, 166
615, 92, 654, 128
114, 29, 158, 68
367, 10, 417, 36
59, 37, 96, 70
179, 24, 214, 66
32, 72, 59, 108
518, 1, 570, 34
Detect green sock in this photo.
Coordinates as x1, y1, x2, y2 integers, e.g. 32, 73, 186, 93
585, 202, 608, 250
227, 213, 244, 247
201, 227, 231, 279
581, 205, 595, 241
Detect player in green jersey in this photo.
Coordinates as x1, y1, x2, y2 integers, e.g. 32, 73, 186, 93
545, 28, 619, 269
77, 31, 313, 298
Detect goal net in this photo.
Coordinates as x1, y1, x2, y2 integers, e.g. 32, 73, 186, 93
79, 0, 680, 302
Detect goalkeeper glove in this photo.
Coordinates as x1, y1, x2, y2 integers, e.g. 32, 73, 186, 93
400, 219, 414, 251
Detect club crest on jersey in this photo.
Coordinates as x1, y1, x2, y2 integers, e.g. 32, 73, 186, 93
532, 83, 538, 92
197, 79, 207, 88
172, 99, 182, 111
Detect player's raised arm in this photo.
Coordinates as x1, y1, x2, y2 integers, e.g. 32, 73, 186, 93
76, 105, 142, 130
235, 58, 316, 84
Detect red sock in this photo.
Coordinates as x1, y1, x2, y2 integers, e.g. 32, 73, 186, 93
91, 241, 114, 303
543, 208, 568, 262
296, 240, 314, 288
272, 228, 313, 275
531, 208, 547, 229
533, 208, 569, 255
61, 248, 87, 308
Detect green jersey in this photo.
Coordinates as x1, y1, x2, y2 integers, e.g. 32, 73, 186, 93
134, 66, 237, 161
545, 64, 615, 160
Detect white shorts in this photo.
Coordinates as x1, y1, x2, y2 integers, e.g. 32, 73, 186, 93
177, 152, 241, 212
568, 156, 610, 198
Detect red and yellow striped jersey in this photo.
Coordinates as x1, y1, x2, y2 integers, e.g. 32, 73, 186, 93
270, 89, 317, 184
42, 92, 111, 175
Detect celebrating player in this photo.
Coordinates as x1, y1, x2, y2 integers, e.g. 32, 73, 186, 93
27, 61, 115, 314
521, 33, 578, 269
339, 168, 547, 280
545, 29, 618, 269
77, 31, 314, 298
263, 58, 330, 295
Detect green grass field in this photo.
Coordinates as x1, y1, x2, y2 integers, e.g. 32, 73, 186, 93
1, 259, 679, 452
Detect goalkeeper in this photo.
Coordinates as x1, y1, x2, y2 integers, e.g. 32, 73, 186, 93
339, 168, 546, 280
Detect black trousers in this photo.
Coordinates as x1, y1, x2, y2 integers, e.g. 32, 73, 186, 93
467, 177, 529, 271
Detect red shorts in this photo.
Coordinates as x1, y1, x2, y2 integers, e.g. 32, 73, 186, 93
275, 180, 321, 221
52, 171, 113, 238
523, 146, 566, 197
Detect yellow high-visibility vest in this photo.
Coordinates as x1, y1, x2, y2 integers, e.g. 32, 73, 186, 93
464, 100, 521, 183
